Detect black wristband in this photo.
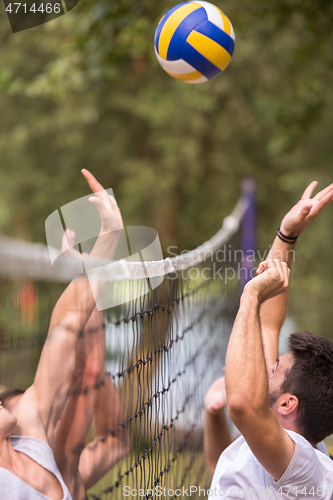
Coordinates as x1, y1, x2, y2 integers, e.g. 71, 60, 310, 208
276, 227, 298, 244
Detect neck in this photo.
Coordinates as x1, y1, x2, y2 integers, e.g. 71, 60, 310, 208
0, 436, 15, 465
275, 411, 299, 436
279, 420, 317, 447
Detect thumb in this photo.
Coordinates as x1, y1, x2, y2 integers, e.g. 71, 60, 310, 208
256, 262, 266, 275
256, 260, 271, 274
88, 196, 103, 206
300, 204, 312, 217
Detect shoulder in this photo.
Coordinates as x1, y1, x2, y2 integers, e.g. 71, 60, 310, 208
273, 430, 333, 490
316, 440, 330, 457
284, 429, 331, 459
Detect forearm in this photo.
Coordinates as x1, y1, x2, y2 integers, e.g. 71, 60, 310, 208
266, 233, 296, 266
260, 235, 295, 365
204, 409, 232, 474
79, 438, 128, 490
48, 277, 99, 335
95, 375, 129, 464
79, 376, 129, 490
52, 308, 105, 470
226, 291, 268, 412
90, 226, 122, 261
70, 307, 106, 390
95, 375, 127, 437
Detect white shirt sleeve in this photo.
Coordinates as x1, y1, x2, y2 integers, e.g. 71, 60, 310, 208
271, 431, 331, 499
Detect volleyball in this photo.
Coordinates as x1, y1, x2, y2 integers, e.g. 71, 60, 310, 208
154, 1, 235, 84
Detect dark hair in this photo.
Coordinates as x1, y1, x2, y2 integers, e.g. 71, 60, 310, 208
281, 331, 333, 444
0, 388, 25, 408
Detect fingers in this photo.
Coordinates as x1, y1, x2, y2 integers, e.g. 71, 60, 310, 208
315, 188, 333, 211
273, 258, 284, 278
257, 260, 279, 276
60, 228, 87, 260
257, 260, 270, 274
82, 170, 119, 209
255, 259, 280, 282
274, 259, 290, 288
270, 259, 289, 286
256, 265, 262, 275
257, 259, 289, 282
81, 169, 107, 197
247, 259, 290, 303
301, 181, 318, 200
301, 180, 333, 210
89, 194, 118, 209
313, 182, 333, 201
279, 260, 289, 286
88, 196, 103, 206
61, 228, 75, 252
257, 260, 269, 274
257, 259, 276, 273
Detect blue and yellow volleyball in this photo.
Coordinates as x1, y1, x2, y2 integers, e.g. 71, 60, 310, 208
154, 1, 235, 84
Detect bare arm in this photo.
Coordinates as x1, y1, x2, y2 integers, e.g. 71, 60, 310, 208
226, 259, 295, 481
78, 373, 130, 490
260, 181, 333, 365
204, 376, 232, 474
52, 306, 106, 495
14, 170, 123, 439
259, 236, 295, 366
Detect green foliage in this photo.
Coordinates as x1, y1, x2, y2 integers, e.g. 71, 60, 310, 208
0, 279, 64, 344
0, 278, 64, 390
0, 0, 332, 336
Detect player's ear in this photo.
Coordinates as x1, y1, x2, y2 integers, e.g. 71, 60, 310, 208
277, 393, 298, 416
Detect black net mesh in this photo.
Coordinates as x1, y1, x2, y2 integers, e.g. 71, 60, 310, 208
0, 229, 242, 500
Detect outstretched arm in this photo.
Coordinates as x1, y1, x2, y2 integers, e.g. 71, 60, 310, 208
14, 170, 123, 440
226, 259, 294, 481
78, 373, 130, 490
260, 181, 333, 365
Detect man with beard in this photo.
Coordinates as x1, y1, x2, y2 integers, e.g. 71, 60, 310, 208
204, 181, 333, 499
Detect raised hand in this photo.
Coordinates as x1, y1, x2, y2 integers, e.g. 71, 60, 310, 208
247, 259, 290, 303
81, 169, 123, 234
61, 228, 88, 259
280, 181, 333, 238
204, 374, 227, 415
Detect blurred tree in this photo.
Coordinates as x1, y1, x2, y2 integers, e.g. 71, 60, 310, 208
0, 0, 332, 336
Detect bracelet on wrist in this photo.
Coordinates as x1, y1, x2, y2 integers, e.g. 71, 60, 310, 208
276, 227, 298, 244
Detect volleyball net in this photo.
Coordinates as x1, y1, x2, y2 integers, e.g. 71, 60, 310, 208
0, 184, 255, 499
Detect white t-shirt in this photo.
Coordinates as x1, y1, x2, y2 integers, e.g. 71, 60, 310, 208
209, 429, 333, 500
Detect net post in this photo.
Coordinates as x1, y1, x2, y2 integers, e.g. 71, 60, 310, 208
240, 177, 257, 290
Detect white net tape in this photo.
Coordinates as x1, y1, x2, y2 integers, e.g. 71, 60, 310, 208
0, 198, 246, 282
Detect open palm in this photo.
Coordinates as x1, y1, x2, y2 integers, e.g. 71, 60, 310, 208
280, 181, 333, 238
